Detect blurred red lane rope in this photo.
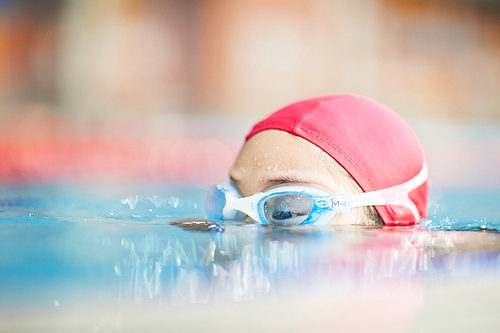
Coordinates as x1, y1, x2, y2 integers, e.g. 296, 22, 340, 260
0, 136, 240, 184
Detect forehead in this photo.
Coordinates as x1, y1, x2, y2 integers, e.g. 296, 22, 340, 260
229, 130, 351, 196
239, 129, 320, 162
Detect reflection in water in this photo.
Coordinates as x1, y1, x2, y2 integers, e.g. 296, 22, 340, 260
1, 185, 500, 315
115, 225, 307, 304
109, 225, 500, 305
2, 210, 500, 333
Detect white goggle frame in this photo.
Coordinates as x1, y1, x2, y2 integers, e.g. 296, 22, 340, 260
208, 162, 427, 225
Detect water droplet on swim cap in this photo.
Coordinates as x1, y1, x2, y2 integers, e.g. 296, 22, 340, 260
246, 94, 428, 226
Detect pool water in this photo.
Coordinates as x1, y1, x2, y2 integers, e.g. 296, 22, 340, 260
1, 183, 500, 332
426, 189, 500, 232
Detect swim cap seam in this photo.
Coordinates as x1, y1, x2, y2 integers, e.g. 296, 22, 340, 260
295, 125, 376, 190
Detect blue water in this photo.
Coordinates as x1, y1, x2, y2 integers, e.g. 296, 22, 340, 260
1, 183, 499, 313
425, 189, 500, 231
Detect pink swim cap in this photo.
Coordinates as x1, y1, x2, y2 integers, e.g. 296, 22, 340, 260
246, 94, 428, 226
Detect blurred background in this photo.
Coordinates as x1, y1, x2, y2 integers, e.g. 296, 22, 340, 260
0, 0, 499, 188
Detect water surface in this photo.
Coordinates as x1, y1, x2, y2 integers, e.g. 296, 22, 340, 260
1, 183, 499, 332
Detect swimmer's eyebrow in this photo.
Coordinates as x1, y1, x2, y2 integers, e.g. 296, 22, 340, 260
263, 175, 306, 188
229, 174, 309, 195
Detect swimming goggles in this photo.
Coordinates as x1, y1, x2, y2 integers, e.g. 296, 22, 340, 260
206, 163, 428, 226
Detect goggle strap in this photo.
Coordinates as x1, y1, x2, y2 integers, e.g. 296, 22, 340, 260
350, 162, 428, 221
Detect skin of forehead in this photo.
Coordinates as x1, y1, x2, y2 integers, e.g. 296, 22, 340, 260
229, 130, 366, 225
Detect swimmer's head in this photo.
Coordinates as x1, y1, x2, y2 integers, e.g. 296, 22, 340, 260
229, 94, 428, 226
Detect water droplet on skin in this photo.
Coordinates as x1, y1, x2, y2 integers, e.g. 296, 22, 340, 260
240, 167, 246, 174
276, 146, 280, 149
266, 165, 272, 171
257, 162, 262, 167
254, 157, 258, 161
288, 170, 294, 173
274, 165, 279, 171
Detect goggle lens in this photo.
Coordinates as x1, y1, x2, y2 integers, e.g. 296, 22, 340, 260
262, 193, 315, 225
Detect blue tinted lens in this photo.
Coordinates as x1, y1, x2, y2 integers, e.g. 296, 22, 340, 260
262, 193, 314, 226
